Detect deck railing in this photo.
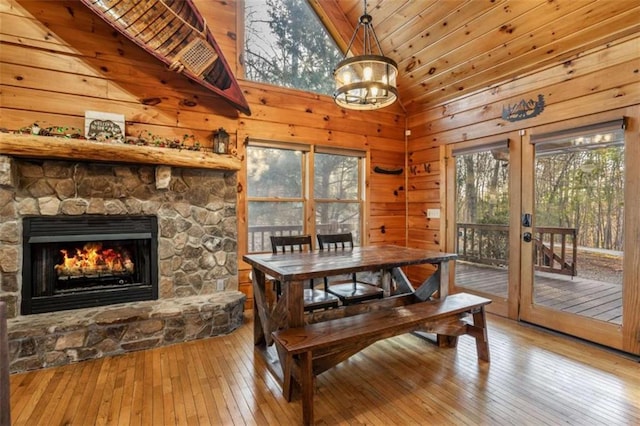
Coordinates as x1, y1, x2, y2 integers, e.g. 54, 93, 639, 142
534, 226, 577, 276
457, 223, 577, 276
248, 223, 354, 252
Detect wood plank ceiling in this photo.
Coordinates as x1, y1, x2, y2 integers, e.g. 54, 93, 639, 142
310, 0, 640, 115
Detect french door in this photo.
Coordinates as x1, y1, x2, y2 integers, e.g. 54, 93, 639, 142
447, 109, 639, 353
519, 116, 629, 349
446, 133, 522, 318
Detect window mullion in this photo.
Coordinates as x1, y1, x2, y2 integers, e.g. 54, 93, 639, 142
306, 150, 315, 245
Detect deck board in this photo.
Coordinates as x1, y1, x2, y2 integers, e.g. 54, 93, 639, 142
455, 262, 623, 325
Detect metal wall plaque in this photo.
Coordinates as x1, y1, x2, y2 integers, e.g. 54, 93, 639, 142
502, 94, 545, 122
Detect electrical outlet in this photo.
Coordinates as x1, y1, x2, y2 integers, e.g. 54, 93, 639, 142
426, 209, 440, 219
216, 279, 225, 291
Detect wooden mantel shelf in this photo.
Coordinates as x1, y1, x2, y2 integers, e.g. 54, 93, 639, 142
0, 133, 241, 171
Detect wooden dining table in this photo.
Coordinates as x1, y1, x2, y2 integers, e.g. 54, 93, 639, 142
243, 245, 458, 376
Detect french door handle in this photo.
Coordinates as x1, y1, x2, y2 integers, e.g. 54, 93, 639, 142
523, 232, 532, 243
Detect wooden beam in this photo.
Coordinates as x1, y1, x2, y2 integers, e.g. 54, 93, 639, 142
0, 133, 240, 171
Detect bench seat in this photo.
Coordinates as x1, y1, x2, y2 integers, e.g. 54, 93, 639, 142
272, 292, 491, 425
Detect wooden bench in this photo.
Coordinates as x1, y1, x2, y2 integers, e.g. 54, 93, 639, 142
272, 292, 491, 425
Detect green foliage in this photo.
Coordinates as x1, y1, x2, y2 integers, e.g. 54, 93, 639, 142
535, 146, 624, 250
244, 0, 343, 95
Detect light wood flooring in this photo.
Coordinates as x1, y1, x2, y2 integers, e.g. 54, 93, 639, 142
456, 262, 623, 324
8, 311, 640, 425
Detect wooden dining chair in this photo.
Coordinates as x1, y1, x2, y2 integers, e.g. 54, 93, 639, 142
270, 235, 340, 311
316, 232, 384, 305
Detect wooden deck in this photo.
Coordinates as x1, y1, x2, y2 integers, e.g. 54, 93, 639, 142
456, 262, 623, 325
8, 311, 640, 425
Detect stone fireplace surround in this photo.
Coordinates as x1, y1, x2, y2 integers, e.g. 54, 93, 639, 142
0, 152, 245, 373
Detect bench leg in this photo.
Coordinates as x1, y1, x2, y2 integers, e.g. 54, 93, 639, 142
472, 307, 490, 362
282, 353, 293, 402
300, 351, 314, 426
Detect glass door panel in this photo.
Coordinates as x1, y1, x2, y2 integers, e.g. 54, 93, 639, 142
532, 127, 625, 325
453, 143, 510, 302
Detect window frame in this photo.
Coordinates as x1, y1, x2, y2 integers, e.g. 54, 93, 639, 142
246, 140, 366, 253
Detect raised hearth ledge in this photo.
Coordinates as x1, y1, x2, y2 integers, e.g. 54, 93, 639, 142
0, 133, 240, 171
7, 292, 246, 373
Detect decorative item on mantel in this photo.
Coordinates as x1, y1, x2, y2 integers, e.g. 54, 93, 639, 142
213, 128, 229, 154
85, 111, 125, 141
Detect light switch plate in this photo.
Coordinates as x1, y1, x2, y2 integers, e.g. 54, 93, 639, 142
426, 209, 440, 219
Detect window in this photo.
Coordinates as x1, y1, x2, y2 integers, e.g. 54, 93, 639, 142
247, 142, 365, 252
243, 0, 342, 95
314, 151, 363, 244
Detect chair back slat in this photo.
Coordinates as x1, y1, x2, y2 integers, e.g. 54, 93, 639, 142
316, 232, 354, 250
270, 235, 313, 254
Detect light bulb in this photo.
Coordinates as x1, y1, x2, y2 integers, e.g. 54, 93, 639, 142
363, 66, 372, 81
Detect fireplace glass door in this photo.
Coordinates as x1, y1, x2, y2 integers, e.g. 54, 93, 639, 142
22, 216, 158, 314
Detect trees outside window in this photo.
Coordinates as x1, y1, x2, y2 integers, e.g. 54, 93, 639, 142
244, 0, 343, 95
314, 153, 362, 244
247, 144, 364, 252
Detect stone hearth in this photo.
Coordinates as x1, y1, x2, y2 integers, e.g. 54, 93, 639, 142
0, 154, 245, 372
7, 293, 245, 373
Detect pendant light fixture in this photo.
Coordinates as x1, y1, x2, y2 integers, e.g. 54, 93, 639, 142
333, 0, 398, 110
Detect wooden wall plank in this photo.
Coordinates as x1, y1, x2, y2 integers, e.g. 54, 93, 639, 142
397, 0, 550, 86
409, 80, 640, 148
410, 35, 640, 123
410, 58, 640, 140
404, 2, 640, 111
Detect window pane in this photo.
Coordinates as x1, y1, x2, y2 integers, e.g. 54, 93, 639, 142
314, 153, 358, 199
534, 136, 624, 324
454, 147, 510, 299
244, 0, 342, 95
247, 146, 302, 197
248, 201, 303, 252
316, 202, 360, 244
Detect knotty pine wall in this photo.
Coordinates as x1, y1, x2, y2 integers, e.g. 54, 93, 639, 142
406, 34, 640, 355
0, 0, 406, 311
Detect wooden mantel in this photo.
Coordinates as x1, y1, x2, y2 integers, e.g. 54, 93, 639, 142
0, 133, 241, 171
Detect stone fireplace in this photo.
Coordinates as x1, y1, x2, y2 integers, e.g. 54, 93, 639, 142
0, 149, 245, 372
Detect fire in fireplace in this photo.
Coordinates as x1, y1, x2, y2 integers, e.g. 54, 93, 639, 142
22, 216, 158, 314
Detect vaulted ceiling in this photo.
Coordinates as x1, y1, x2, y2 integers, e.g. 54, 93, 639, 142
310, 0, 640, 115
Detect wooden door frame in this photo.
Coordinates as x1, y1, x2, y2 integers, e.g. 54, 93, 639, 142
519, 107, 640, 355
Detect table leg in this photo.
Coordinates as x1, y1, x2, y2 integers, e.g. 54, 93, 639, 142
251, 267, 268, 346
285, 279, 305, 328
414, 259, 452, 301
381, 270, 392, 297
439, 260, 450, 298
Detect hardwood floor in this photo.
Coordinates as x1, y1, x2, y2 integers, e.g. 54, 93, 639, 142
9, 311, 640, 425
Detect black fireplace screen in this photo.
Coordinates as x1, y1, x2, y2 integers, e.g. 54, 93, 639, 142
22, 216, 158, 314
